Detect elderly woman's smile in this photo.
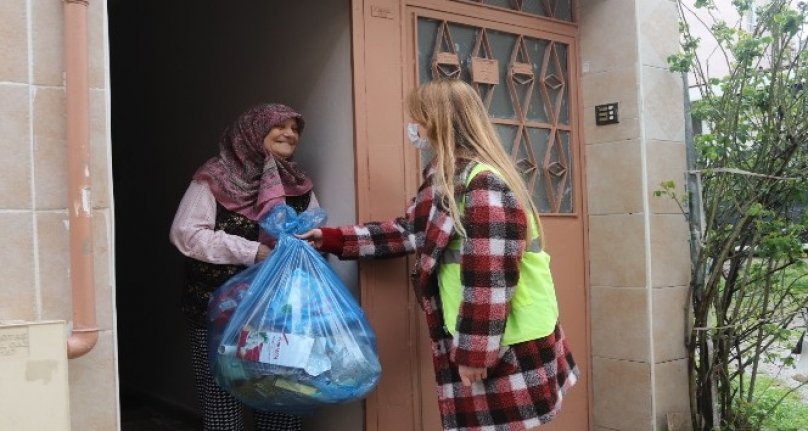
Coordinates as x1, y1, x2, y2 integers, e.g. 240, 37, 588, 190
263, 118, 300, 159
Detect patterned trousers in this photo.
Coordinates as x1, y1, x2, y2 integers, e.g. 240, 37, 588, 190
188, 320, 303, 431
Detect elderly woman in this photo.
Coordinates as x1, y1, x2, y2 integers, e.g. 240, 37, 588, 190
170, 104, 317, 431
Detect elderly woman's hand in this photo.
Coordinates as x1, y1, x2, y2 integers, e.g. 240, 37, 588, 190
296, 229, 323, 249
255, 244, 271, 262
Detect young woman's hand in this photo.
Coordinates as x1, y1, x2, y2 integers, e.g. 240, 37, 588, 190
296, 229, 323, 249
457, 365, 487, 386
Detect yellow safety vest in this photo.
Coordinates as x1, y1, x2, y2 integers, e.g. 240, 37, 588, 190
438, 163, 559, 346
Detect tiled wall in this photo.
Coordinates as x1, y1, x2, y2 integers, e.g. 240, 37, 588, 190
580, 0, 692, 430
0, 0, 117, 430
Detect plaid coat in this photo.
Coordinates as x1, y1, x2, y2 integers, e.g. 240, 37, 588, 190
337, 160, 578, 431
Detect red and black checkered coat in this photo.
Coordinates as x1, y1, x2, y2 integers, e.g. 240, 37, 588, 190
335, 160, 578, 431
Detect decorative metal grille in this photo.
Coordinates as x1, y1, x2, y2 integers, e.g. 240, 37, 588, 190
417, 17, 574, 213
457, 0, 574, 22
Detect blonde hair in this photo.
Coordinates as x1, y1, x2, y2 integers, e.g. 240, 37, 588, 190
407, 79, 542, 241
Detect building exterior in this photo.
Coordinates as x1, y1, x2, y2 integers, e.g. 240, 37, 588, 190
0, 0, 691, 430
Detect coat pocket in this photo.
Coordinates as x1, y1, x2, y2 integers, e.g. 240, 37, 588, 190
488, 346, 520, 378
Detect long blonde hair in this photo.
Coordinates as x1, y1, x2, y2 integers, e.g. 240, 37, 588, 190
407, 79, 542, 241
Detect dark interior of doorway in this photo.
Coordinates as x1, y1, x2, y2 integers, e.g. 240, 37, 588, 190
107, 1, 237, 427
108, 1, 357, 430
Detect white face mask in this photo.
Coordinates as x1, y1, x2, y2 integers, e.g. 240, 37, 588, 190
406, 123, 430, 150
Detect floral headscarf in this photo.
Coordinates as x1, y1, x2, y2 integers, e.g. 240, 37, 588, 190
193, 104, 313, 221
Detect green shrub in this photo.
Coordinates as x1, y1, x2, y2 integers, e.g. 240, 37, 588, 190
733, 375, 808, 431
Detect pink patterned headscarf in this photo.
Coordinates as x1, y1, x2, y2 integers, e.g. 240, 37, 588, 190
193, 104, 314, 221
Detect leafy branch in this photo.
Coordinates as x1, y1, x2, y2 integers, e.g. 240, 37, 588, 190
667, 1, 808, 429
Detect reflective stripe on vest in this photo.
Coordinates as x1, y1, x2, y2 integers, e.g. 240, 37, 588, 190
438, 163, 559, 346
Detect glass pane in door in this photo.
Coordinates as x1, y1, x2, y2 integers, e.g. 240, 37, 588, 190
453, 0, 574, 22
416, 16, 575, 213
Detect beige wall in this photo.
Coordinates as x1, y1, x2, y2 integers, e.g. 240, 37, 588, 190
0, 0, 118, 430
580, 0, 692, 430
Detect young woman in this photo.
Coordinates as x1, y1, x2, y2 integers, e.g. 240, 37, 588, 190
299, 79, 578, 431
170, 103, 316, 431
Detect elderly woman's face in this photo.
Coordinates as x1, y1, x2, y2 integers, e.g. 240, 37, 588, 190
263, 118, 300, 159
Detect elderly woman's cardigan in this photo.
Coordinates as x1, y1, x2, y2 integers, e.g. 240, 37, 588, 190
321, 160, 578, 431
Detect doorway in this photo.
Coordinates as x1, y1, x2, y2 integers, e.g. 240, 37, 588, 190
108, 2, 359, 430
352, 1, 590, 429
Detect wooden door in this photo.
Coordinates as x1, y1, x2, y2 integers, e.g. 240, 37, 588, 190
353, 1, 589, 430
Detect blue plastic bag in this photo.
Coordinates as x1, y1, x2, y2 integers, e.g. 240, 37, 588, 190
207, 205, 382, 413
